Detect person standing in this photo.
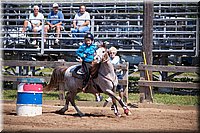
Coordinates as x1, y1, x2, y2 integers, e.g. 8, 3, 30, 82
103, 46, 125, 109
44, 3, 64, 44
71, 5, 91, 37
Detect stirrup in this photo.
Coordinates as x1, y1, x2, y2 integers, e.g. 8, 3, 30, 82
77, 69, 84, 74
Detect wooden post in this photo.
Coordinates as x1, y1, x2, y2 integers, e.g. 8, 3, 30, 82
124, 62, 129, 103
160, 54, 168, 80
139, 64, 146, 103
142, 0, 153, 102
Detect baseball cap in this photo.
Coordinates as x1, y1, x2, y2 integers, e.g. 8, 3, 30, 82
53, 3, 59, 7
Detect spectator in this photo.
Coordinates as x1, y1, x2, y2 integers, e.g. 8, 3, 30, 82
103, 46, 125, 109
44, 3, 64, 44
22, 5, 44, 45
71, 5, 91, 37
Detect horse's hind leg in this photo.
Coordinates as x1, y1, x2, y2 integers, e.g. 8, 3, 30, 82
59, 82, 65, 106
69, 91, 84, 117
56, 92, 70, 115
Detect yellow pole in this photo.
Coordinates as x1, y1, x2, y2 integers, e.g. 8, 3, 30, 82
142, 52, 153, 102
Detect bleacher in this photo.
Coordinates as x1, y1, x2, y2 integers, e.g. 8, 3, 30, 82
1, 0, 199, 65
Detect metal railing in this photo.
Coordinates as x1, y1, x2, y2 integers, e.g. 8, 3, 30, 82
1, 1, 199, 57
1, 17, 198, 55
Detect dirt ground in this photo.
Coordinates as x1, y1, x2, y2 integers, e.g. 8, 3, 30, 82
2, 100, 199, 133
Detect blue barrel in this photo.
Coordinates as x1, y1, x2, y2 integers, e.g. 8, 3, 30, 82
16, 78, 44, 116
17, 92, 42, 105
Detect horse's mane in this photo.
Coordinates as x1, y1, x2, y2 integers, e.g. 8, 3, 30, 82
91, 46, 109, 78
44, 66, 68, 91
91, 62, 100, 78
102, 48, 109, 62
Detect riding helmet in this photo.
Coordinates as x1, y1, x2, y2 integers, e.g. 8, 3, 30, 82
84, 33, 94, 41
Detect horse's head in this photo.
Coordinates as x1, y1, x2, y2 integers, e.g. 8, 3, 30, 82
94, 46, 109, 64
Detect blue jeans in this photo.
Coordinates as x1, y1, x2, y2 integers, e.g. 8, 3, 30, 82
116, 74, 124, 92
71, 26, 90, 37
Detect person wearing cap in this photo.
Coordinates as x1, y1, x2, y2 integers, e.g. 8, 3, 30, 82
44, 3, 64, 44
71, 5, 91, 37
22, 5, 44, 45
103, 46, 126, 109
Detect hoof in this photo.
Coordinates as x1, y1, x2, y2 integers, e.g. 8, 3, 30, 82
55, 108, 66, 115
78, 113, 85, 117
115, 112, 122, 117
124, 108, 131, 115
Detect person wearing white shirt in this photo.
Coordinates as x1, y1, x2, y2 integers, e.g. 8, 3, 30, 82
103, 46, 125, 109
71, 5, 90, 37
22, 5, 44, 45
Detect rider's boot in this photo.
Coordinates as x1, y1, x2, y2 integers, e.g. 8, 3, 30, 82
82, 81, 88, 92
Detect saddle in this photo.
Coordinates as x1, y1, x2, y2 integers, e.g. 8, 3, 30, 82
71, 64, 103, 93
71, 65, 84, 79
71, 62, 100, 79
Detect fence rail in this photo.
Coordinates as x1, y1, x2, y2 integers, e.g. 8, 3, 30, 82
138, 63, 199, 103
2, 60, 129, 103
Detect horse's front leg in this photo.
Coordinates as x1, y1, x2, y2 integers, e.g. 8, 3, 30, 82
111, 98, 121, 117
106, 89, 131, 115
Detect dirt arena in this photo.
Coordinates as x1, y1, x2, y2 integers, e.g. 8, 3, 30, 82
2, 100, 199, 132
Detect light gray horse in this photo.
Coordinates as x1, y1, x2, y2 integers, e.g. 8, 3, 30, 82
44, 46, 131, 117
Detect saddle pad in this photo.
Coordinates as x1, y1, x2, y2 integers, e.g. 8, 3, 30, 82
64, 64, 81, 77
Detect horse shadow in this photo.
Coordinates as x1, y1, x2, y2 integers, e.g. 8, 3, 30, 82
52, 110, 106, 117
5, 112, 16, 116
45, 110, 127, 118
127, 103, 139, 108
42, 110, 120, 118
67, 113, 106, 117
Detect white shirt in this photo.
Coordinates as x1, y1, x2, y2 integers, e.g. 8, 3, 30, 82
110, 56, 120, 65
74, 11, 90, 27
29, 12, 44, 25
110, 56, 123, 75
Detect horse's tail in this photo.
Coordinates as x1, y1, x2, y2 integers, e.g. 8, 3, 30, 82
44, 66, 68, 91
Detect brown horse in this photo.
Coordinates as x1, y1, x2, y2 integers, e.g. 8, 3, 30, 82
44, 46, 131, 117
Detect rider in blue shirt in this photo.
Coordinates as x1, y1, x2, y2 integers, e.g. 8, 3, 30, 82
76, 33, 97, 91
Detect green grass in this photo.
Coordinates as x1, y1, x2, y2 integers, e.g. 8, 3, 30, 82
2, 90, 199, 106
153, 94, 199, 105
2, 90, 17, 100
